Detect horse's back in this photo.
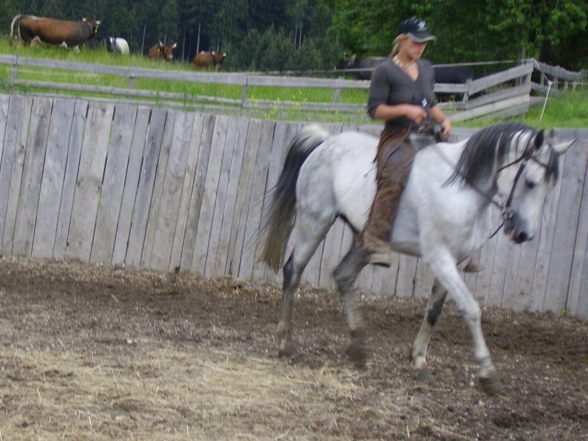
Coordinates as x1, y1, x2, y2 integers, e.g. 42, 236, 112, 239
299, 130, 379, 231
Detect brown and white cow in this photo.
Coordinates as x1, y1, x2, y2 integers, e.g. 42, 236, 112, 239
192, 51, 227, 70
147, 42, 176, 61
10, 14, 101, 53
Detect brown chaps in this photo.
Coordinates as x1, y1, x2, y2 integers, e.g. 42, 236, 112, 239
362, 128, 416, 251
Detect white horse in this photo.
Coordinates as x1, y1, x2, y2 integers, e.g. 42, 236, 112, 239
259, 121, 574, 395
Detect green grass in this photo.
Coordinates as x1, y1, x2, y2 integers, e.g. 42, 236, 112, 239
0, 39, 585, 127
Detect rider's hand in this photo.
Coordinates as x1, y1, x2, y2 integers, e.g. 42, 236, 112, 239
440, 118, 452, 139
404, 105, 428, 124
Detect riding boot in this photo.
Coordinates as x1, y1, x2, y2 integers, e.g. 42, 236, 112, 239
361, 130, 415, 267
362, 180, 406, 266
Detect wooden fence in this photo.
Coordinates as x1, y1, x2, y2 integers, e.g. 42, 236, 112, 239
0, 54, 538, 122
0, 92, 587, 318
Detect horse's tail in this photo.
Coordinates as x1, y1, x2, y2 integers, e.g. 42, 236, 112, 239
9, 14, 22, 44
259, 124, 330, 272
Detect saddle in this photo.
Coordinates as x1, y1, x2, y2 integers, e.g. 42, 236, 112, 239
409, 118, 446, 150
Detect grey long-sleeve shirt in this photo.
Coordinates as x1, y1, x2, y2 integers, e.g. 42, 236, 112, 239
367, 57, 437, 132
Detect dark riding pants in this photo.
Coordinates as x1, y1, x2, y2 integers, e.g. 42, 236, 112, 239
362, 128, 416, 249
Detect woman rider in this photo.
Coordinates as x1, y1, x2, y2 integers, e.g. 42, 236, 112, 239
361, 17, 481, 272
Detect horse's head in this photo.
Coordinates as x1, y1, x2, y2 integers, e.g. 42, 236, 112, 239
496, 129, 575, 243
452, 122, 575, 244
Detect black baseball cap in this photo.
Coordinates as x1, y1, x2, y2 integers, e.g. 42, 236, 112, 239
397, 18, 436, 43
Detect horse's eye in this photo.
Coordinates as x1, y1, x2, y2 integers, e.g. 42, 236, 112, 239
525, 179, 536, 189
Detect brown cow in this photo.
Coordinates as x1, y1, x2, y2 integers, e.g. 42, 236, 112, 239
147, 42, 176, 61
10, 14, 101, 53
193, 51, 227, 69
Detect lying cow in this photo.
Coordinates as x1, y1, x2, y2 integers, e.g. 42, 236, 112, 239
193, 51, 227, 69
10, 14, 101, 53
106, 37, 129, 55
147, 42, 176, 61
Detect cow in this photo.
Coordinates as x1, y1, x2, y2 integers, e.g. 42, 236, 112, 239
10, 14, 101, 53
147, 42, 176, 61
106, 37, 129, 55
335, 55, 386, 80
192, 51, 227, 70
433, 65, 475, 101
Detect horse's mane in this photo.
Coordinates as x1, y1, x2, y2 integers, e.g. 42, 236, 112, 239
450, 121, 538, 187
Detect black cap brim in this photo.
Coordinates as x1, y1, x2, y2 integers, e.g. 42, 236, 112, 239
408, 32, 436, 43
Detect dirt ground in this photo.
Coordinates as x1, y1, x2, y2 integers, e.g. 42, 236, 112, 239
0, 257, 586, 440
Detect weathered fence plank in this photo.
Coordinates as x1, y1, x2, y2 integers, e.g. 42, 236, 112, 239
90, 104, 137, 263
2, 96, 33, 254
243, 120, 277, 280
203, 116, 240, 277
141, 111, 177, 268
125, 108, 167, 265
192, 115, 230, 275
13, 97, 53, 255
209, 117, 251, 277
218, 118, 254, 276
177, 114, 215, 271
148, 111, 194, 271
167, 112, 197, 272
32, 98, 74, 258
530, 153, 568, 311
542, 143, 588, 312
0, 94, 24, 250
181, 114, 216, 271
112, 107, 151, 264
65, 102, 114, 261
566, 141, 588, 315
225, 119, 263, 276
53, 100, 88, 260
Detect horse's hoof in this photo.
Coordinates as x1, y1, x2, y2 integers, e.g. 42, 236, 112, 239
414, 367, 435, 384
346, 346, 368, 368
346, 330, 368, 367
479, 375, 503, 396
277, 339, 295, 358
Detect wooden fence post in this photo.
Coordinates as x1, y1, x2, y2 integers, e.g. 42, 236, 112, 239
10, 53, 19, 92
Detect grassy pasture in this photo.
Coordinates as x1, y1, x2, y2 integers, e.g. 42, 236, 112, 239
0, 39, 585, 127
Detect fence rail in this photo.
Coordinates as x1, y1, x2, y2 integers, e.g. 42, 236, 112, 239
0, 54, 548, 121
0, 92, 586, 318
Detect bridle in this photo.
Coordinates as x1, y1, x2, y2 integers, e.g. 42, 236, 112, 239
432, 138, 552, 239
492, 145, 553, 238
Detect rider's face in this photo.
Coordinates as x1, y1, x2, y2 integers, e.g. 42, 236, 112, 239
401, 38, 428, 60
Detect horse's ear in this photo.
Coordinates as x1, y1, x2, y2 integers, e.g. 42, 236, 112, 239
552, 139, 577, 155
534, 130, 544, 150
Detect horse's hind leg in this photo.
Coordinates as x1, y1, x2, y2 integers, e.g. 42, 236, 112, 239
412, 278, 448, 382
333, 236, 370, 367
277, 215, 335, 357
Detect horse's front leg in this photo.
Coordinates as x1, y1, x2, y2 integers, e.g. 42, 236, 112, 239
333, 238, 369, 367
412, 278, 448, 383
428, 254, 502, 395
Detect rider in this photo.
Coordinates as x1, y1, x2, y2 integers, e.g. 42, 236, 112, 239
361, 17, 481, 272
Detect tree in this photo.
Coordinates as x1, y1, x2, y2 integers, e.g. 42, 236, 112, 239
321, 0, 588, 69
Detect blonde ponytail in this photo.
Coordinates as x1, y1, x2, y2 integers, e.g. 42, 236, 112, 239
390, 33, 408, 57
